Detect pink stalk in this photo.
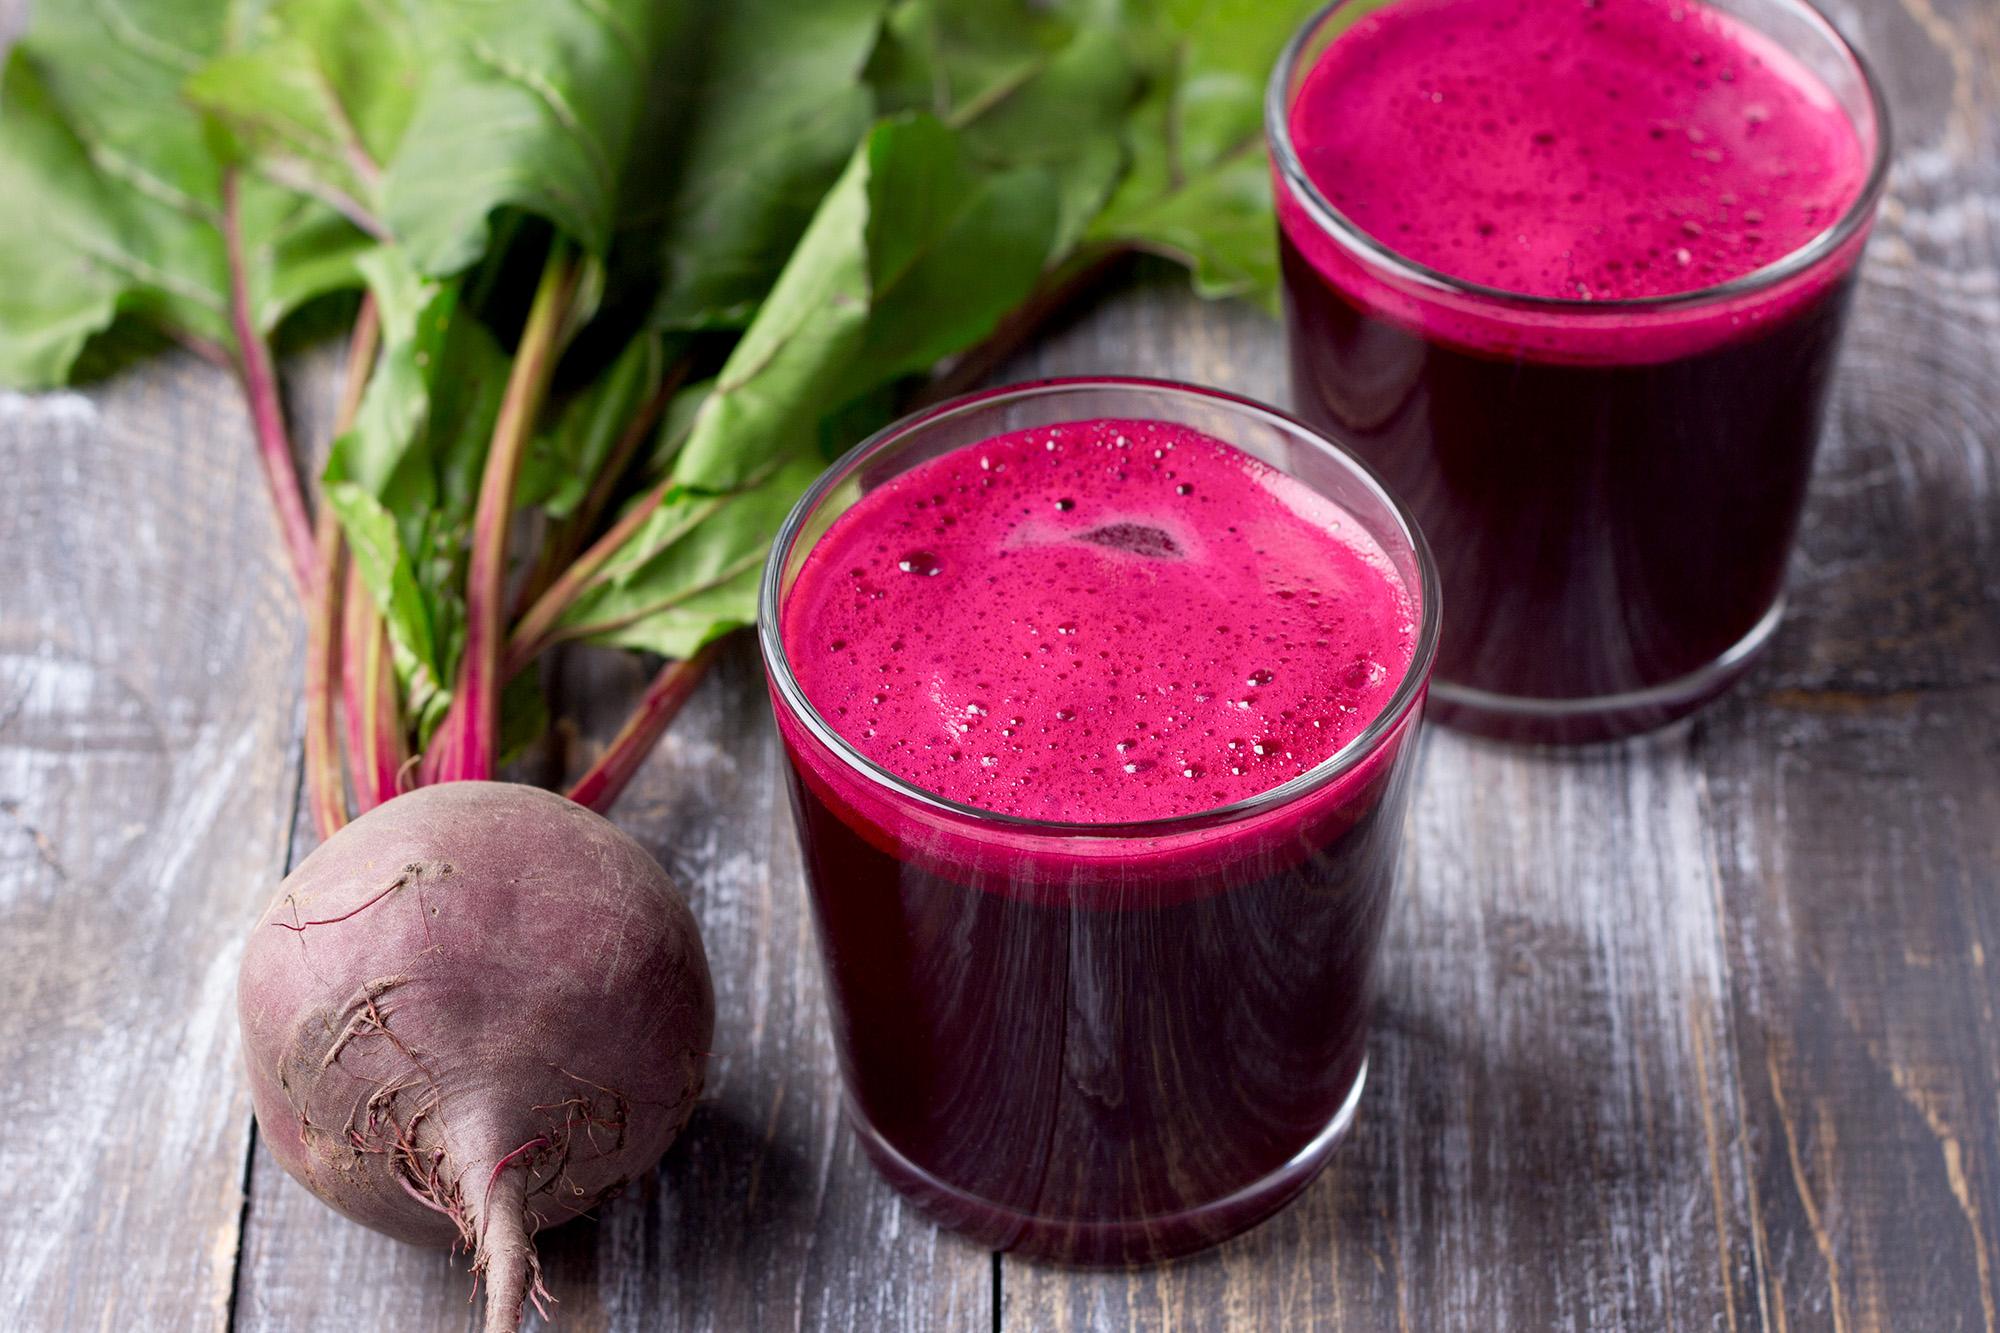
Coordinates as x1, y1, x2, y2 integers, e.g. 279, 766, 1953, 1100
565, 637, 727, 814
342, 560, 408, 812
223, 167, 319, 599
304, 512, 350, 839
323, 297, 407, 814
302, 294, 381, 837
424, 242, 580, 784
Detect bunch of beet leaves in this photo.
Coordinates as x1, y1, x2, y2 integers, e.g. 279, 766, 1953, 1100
0, 0, 1316, 830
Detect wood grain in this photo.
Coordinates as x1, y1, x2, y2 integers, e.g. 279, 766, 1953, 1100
1705, 0, 2000, 1323
0, 355, 308, 1330
1693, 0, 2000, 1323
1704, 688, 2000, 1333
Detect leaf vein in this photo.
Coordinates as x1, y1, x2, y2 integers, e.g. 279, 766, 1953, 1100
570, 0, 643, 65
566, 547, 769, 642
84, 142, 221, 225
74, 238, 226, 313
462, 36, 615, 201
93, 0, 205, 74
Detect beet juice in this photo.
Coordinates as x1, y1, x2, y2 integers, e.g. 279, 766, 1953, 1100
759, 380, 1438, 1263
1270, 0, 1888, 740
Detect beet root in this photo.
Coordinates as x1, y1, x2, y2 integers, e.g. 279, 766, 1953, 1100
238, 782, 713, 1332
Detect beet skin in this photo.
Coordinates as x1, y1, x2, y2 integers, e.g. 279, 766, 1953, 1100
238, 782, 713, 1331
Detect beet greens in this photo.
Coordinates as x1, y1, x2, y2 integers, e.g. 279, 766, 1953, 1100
0, 0, 1316, 826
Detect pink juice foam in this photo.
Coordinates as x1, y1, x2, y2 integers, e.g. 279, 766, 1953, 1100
1278, 0, 1874, 363
1292, 0, 1867, 300
782, 418, 1417, 823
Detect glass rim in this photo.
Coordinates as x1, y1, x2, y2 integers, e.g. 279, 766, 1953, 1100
1264, 0, 1894, 316
756, 375, 1443, 840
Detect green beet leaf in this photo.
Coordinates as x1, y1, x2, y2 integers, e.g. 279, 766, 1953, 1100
865, 0, 1069, 130
866, 0, 1142, 257
383, 0, 682, 275
581, 562, 765, 662
667, 132, 873, 493
0, 2, 369, 387
672, 111, 1056, 495
518, 329, 668, 518
556, 454, 826, 656
182, 0, 422, 240
844, 114, 1057, 388
189, 0, 682, 276
331, 247, 454, 496
649, 0, 887, 331
1088, 0, 1321, 306
0, 55, 150, 386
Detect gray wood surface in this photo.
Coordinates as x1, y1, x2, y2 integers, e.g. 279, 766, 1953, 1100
0, 356, 312, 1330
0, 0, 1995, 1326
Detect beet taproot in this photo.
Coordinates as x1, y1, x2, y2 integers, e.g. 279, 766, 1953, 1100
238, 782, 713, 1331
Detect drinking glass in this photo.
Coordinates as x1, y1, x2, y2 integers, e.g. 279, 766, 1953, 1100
1269, 0, 1889, 741
759, 378, 1439, 1263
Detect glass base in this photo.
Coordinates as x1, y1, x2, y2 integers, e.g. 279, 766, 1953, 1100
1429, 594, 1785, 744
846, 1057, 1368, 1267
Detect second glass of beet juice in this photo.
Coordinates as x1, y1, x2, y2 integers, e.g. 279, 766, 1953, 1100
1269, 0, 1890, 742
759, 379, 1439, 1263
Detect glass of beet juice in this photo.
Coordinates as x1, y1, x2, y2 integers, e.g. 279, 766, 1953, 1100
1269, 0, 1890, 742
759, 379, 1439, 1264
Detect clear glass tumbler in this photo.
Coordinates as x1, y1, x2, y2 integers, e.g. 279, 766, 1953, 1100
759, 378, 1440, 1264
1269, 0, 1890, 742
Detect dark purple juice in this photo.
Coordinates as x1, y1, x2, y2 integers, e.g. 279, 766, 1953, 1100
782, 738, 1414, 1261
770, 413, 1428, 1261
1281, 233, 1856, 731
1275, 0, 1881, 740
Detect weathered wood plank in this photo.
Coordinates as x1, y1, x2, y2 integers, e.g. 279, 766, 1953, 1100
1699, 0, 2000, 1322
1704, 687, 2000, 1333
0, 355, 309, 1330
232, 638, 993, 1332
1773, 0, 2000, 695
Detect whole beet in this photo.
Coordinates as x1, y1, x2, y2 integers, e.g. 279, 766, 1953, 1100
238, 782, 712, 1331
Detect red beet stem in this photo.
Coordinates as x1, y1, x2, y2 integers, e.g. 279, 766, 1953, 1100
303, 297, 382, 837
304, 512, 350, 839
566, 637, 727, 813
223, 168, 319, 600
333, 293, 382, 446
426, 241, 581, 784
341, 560, 408, 812
327, 297, 407, 814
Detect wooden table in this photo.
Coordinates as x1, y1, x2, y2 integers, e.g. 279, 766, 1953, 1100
4, 0, 1997, 1325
